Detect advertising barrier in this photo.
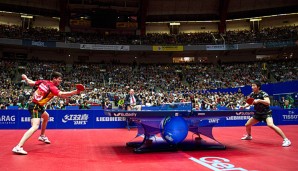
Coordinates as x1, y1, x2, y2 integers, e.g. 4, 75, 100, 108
264, 41, 296, 48
0, 110, 127, 129
0, 109, 297, 129
80, 44, 130, 51
152, 46, 183, 51
22, 40, 56, 48
205, 45, 238, 51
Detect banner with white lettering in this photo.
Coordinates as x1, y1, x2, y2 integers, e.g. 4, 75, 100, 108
206, 44, 238, 51
22, 40, 56, 48
93, 111, 127, 128
273, 109, 298, 125
192, 110, 250, 126
80, 44, 130, 51
0, 110, 17, 129
52, 110, 93, 129
206, 45, 225, 50
0, 109, 297, 129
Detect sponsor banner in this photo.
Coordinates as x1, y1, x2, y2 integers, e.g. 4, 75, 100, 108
273, 109, 298, 125
193, 110, 267, 126
224, 111, 266, 126
105, 110, 189, 117
206, 45, 225, 50
80, 44, 130, 51
153, 46, 183, 51
226, 44, 238, 50
22, 40, 56, 48
56, 42, 80, 49
238, 43, 263, 49
206, 44, 238, 51
264, 41, 296, 48
17, 110, 35, 129
53, 110, 93, 129
192, 117, 226, 127
0, 110, 18, 129
0, 110, 126, 129
0, 109, 297, 129
94, 111, 127, 128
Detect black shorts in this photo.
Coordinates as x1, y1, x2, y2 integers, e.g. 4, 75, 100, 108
28, 102, 45, 118
252, 113, 272, 122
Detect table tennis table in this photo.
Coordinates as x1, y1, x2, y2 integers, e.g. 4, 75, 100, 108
104, 103, 254, 153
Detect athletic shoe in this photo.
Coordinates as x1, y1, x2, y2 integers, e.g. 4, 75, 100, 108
282, 139, 291, 147
38, 135, 51, 144
12, 146, 27, 155
241, 135, 252, 140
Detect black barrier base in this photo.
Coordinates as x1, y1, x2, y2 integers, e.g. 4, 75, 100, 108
126, 142, 143, 148
133, 144, 178, 154
125, 136, 226, 153
126, 136, 178, 153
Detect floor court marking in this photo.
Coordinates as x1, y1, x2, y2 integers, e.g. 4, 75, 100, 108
189, 157, 223, 171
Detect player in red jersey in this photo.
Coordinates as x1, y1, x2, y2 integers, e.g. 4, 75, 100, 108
12, 71, 82, 155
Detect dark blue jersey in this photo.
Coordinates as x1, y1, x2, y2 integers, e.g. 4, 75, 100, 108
249, 90, 271, 114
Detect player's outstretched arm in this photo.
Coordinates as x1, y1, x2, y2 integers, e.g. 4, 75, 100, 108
22, 74, 35, 86
58, 90, 80, 98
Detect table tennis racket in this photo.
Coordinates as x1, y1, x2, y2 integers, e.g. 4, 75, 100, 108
76, 84, 85, 91
246, 97, 254, 105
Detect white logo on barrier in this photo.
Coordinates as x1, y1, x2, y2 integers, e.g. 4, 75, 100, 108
62, 114, 89, 125
0, 115, 16, 124
226, 116, 251, 120
283, 115, 298, 120
113, 113, 137, 117
208, 118, 220, 123
32, 41, 45, 47
236, 112, 254, 115
96, 117, 126, 122
80, 44, 129, 51
189, 156, 253, 171
21, 117, 31, 122
283, 111, 298, 120
21, 117, 54, 122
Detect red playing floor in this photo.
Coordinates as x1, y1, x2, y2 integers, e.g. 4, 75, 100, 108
0, 125, 297, 171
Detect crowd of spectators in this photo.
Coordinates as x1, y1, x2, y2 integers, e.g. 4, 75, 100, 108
1, 24, 298, 45
0, 59, 297, 110
0, 24, 297, 110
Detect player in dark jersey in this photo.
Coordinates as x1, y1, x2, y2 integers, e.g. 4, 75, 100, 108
12, 71, 83, 155
240, 80, 291, 147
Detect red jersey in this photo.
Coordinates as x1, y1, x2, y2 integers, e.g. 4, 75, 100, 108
32, 80, 60, 106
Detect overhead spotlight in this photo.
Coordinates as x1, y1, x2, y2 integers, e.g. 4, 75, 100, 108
21, 15, 33, 19
249, 18, 262, 22
170, 22, 180, 26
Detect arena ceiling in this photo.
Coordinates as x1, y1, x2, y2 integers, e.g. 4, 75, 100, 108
0, 0, 298, 21
146, 0, 298, 21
